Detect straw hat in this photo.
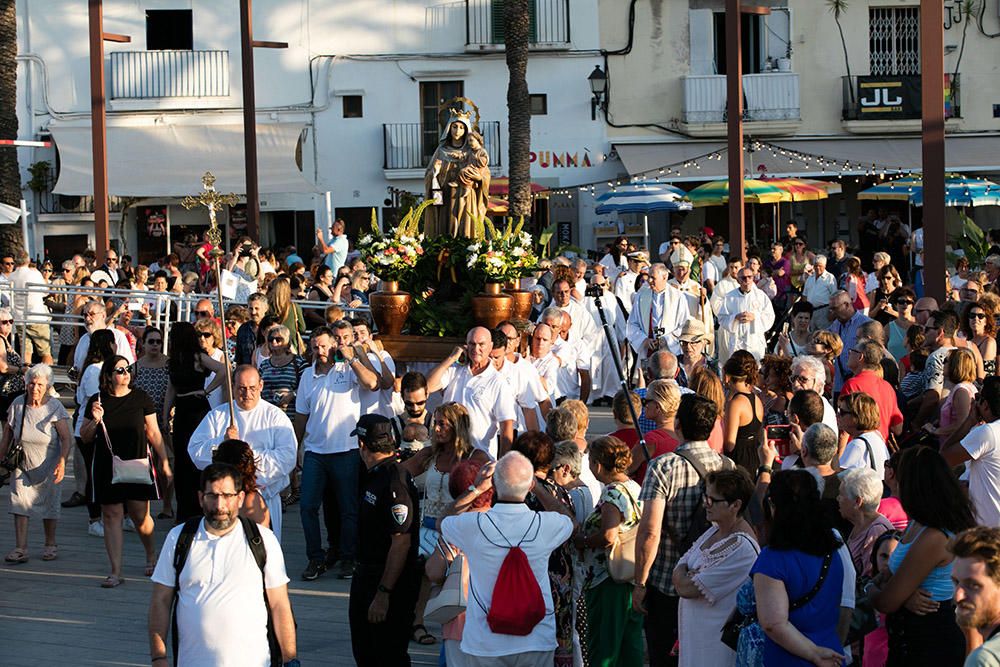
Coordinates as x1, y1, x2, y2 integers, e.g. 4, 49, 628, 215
679, 319, 709, 343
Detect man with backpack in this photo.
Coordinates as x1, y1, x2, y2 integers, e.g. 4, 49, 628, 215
632, 394, 735, 667
148, 463, 297, 667
440, 451, 574, 667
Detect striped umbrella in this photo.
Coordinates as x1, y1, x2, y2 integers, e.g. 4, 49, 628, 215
799, 179, 842, 196
760, 178, 830, 202
857, 177, 923, 202
685, 179, 790, 207
594, 184, 692, 214
489, 177, 548, 196
912, 177, 1000, 207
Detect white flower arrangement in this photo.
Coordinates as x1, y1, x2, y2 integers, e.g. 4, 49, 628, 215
356, 202, 431, 282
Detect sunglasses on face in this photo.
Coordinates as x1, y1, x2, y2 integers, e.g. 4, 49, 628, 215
971, 313, 988, 320
837, 408, 854, 417
404, 399, 427, 407
198, 332, 214, 339
113, 367, 131, 376
268, 337, 286, 343
195, 311, 212, 318
0, 320, 12, 325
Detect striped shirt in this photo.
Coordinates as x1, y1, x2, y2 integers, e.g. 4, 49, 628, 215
260, 356, 307, 416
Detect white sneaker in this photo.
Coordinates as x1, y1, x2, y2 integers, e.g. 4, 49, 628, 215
88, 521, 105, 538
123, 517, 136, 532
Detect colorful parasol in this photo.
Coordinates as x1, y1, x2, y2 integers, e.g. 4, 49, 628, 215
856, 177, 923, 202
858, 176, 1000, 207
685, 179, 791, 207
594, 184, 692, 214
760, 178, 830, 202
489, 177, 548, 196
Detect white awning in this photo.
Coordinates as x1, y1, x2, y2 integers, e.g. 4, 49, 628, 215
0, 202, 22, 225
50, 119, 317, 197
614, 134, 1000, 181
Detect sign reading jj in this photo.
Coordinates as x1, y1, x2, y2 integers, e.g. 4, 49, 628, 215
857, 76, 922, 119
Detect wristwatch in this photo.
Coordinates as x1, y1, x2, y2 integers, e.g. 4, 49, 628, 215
377, 583, 393, 594
756, 464, 772, 478
283, 660, 301, 667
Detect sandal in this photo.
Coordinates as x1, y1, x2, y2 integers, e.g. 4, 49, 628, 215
144, 561, 156, 577
411, 624, 437, 645
4, 548, 28, 564
41, 545, 58, 561
100, 574, 125, 588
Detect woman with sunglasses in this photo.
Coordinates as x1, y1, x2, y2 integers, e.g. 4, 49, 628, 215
884, 287, 916, 363
163, 322, 226, 523
79, 355, 172, 588
0, 307, 25, 421
193, 318, 227, 410
867, 265, 903, 326
960, 302, 997, 376
787, 237, 815, 292
133, 328, 172, 519
259, 324, 305, 418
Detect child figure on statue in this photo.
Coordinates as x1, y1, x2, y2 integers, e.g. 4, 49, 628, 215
451, 132, 489, 233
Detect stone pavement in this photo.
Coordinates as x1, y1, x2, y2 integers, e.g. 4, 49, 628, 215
0, 407, 616, 666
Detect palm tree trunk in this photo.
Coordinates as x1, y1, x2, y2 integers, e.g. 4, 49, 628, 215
505, 0, 532, 221
0, 0, 21, 207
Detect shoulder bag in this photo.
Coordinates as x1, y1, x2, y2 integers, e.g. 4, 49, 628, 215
101, 421, 157, 489
607, 482, 641, 584
721, 548, 833, 651
423, 540, 469, 624
0, 394, 28, 475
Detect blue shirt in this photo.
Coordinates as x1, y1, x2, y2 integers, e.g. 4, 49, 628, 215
828, 310, 872, 392
751, 547, 845, 666
324, 234, 349, 274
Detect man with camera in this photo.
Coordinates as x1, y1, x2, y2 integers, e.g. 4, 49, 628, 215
627, 263, 690, 361
226, 241, 262, 304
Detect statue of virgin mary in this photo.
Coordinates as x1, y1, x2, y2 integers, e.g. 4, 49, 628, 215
423, 108, 491, 238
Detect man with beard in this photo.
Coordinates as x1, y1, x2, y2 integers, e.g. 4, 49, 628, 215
394, 371, 432, 436
949, 527, 1000, 665
148, 462, 297, 667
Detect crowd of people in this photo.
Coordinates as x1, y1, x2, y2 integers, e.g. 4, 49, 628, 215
2, 210, 1000, 667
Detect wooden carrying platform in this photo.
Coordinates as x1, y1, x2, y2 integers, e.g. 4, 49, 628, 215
377, 335, 465, 363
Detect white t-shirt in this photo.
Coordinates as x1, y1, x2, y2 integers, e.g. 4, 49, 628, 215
439, 364, 517, 458
961, 421, 1000, 527
359, 350, 395, 418
294, 361, 361, 454
8, 266, 47, 321
531, 353, 562, 403
204, 349, 225, 409
73, 327, 136, 373
839, 430, 889, 477
497, 355, 549, 432
441, 504, 574, 657
151, 519, 289, 667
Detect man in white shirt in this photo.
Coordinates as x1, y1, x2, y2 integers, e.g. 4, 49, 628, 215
544, 279, 601, 403
717, 266, 775, 361
944, 377, 1000, 527
802, 255, 838, 329
72, 300, 136, 375
529, 322, 562, 404
318, 218, 349, 274
614, 251, 648, 314
441, 452, 574, 666
427, 326, 517, 458
710, 256, 742, 366
626, 263, 690, 360
492, 322, 551, 432
293, 322, 379, 580
8, 250, 52, 364
351, 319, 396, 418
149, 463, 297, 667
539, 307, 587, 402
188, 365, 299, 541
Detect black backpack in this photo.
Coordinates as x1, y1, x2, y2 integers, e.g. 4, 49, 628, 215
171, 516, 282, 667
666, 449, 713, 557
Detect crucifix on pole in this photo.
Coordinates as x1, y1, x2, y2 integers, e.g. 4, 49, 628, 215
725, 1, 770, 263
239, 0, 288, 243
88, 0, 130, 264
182, 172, 241, 429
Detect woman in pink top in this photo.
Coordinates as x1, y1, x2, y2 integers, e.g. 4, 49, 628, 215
628, 379, 680, 483
928, 348, 977, 446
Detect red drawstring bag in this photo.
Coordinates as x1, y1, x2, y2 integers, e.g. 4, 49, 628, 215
473, 512, 546, 636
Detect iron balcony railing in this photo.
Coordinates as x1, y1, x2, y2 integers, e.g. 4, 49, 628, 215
383, 121, 502, 170
110, 50, 231, 99
465, 0, 570, 47
841, 74, 961, 121
35, 175, 126, 215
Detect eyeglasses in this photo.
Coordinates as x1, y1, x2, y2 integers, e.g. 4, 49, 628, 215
268, 336, 286, 343
738, 275, 754, 281
195, 311, 212, 318
791, 374, 811, 385
203, 492, 240, 501
703, 493, 730, 507
894, 300, 914, 306
837, 408, 854, 417
971, 312, 988, 320
505, 335, 519, 342
63, 268, 72, 273
112, 367, 131, 376
1, 261, 13, 266
107, 257, 118, 263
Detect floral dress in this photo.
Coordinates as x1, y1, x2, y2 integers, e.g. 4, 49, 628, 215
734, 579, 766, 667
527, 477, 576, 667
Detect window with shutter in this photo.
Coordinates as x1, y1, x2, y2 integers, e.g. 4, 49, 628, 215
490, 0, 538, 44
869, 7, 920, 76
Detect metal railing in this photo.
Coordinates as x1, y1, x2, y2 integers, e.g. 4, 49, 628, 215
465, 0, 570, 47
383, 120, 502, 170
682, 73, 800, 124
110, 50, 231, 99
35, 173, 128, 215
841, 74, 961, 121
0, 283, 369, 375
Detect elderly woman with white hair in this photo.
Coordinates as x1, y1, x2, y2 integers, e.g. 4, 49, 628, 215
0, 306, 24, 420
0, 364, 73, 563
837, 467, 894, 579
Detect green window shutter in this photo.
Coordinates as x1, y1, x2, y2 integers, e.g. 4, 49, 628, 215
490, 1, 538, 45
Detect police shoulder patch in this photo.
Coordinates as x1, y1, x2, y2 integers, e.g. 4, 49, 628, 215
390, 503, 409, 525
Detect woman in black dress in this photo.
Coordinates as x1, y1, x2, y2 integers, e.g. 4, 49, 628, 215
163, 322, 226, 523
79, 356, 171, 588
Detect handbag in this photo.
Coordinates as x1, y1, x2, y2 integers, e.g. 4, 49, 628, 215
0, 394, 28, 474
101, 421, 156, 488
424, 541, 468, 625
721, 546, 833, 651
846, 575, 880, 643
607, 482, 641, 584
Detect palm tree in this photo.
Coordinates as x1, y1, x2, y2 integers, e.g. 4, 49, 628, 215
505, 0, 532, 221
0, 0, 24, 257
827, 0, 854, 109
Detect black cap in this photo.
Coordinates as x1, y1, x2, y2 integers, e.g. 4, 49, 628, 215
350, 414, 396, 447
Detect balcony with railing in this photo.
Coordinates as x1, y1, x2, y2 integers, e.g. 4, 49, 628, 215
841, 74, 962, 133
465, 0, 570, 50
35, 181, 127, 217
680, 73, 801, 137
109, 50, 231, 99
383, 121, 502, 172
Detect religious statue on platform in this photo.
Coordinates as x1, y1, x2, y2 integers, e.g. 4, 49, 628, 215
423, 104, 491, 238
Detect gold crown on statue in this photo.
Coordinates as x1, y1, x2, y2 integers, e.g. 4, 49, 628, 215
448, 108, 473, 122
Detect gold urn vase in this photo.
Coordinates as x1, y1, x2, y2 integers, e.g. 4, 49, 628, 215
503, 286, 534, 323
471, 281, 514, 329
369, 280, 412, 336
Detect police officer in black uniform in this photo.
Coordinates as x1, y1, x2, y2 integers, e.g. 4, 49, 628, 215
348, 413, 421, 667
